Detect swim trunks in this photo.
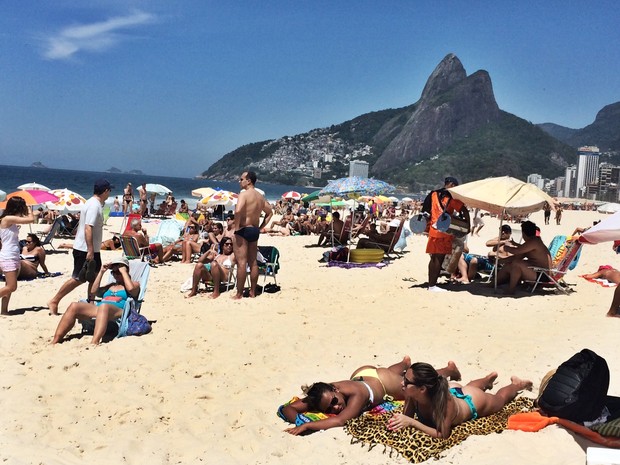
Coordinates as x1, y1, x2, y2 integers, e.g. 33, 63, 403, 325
426, 234, 453, 255
72, 249, 102, 282
351, 367, 394, 402
235, 226, 260, 243
450, 387, 478, 420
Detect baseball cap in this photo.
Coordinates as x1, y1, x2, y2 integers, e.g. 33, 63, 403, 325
108, 257, 129, 268
444, 176, 459, 186
94, 178, 114, 191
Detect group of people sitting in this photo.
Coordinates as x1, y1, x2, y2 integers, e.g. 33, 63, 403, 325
281, 357, 532, 438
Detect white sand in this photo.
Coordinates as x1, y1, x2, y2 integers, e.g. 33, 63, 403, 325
0, 210, 617, 464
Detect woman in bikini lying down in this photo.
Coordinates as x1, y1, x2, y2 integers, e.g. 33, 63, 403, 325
386, 362, 532, 438
281, 356, 461, 435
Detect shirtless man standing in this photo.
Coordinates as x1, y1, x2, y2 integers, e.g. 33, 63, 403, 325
496, 220, 551, 294
233, 171, 273, 299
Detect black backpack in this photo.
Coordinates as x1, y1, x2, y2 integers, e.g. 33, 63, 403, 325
538, 349, 609, 423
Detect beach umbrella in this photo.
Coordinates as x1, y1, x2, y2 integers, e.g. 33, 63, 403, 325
0, 189, 5, 202
448, 176, 556, 289
301, 190, 333, 204
18, 182, 50, 191
255, 188, 265, 196
0, 189, 59, 208
191, 187, 216, 198
282, 191, 302, 201
388, 196, 399, 203
401, 197, 414, 202
319, 176, 395, 198
580, 211, 620, 244
448, 176, 556, 216
320, 177, 395, 260
597, 202, 620, 214
143, 183, 171, 195
200, 190, 238, 208
45, 188, 87, 212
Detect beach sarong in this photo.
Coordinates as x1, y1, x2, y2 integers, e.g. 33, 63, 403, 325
344, 397, 534, 463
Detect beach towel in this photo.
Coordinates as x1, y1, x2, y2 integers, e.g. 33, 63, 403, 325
580, 275, 618, 287
327, 261, 388, 269
277, 396, 333, 426
344, 397, 534, 463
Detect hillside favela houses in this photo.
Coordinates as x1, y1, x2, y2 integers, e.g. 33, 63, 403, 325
528, 146, 620, 202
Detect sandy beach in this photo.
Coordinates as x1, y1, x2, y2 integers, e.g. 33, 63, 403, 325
1, 209, 618, 464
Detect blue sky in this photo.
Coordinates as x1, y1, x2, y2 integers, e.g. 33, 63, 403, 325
1, 1, 619, 177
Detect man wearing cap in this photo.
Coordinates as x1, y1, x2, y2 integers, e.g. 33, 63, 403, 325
421, 177, 469, 292
48, 179, 112, 315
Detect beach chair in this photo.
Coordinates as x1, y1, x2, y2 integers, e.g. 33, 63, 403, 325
120, 235, 153, 265
120, 213, 142, 235
38, 217, 62, 251
528, 237, 584, 294
359, 219, 405, 259
257, 245, 280, 286
80, 261, 151, 338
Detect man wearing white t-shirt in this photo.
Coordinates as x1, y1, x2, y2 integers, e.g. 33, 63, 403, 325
47, 179, 112, 316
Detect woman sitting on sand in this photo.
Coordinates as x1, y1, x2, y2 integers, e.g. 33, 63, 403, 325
386, 362, 532, 438
18, 233, 49, 279
52, 257, 139, 345
281, 357, 461, 435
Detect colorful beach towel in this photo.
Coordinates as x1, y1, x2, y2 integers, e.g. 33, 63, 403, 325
277, 396, 334, 426
344, 397, 534, 463
580, 275, 618, 287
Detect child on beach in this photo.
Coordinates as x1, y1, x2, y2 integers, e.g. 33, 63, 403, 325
0, 197, 38, 315
386, 362, 532, 438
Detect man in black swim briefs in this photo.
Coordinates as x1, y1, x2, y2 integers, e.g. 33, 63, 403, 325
232, 171, 273, 299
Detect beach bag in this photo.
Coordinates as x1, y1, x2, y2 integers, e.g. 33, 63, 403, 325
118, 306, 152, 338
538, 349, 609, 423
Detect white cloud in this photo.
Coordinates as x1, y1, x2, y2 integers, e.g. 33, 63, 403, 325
43, 10, 156, 60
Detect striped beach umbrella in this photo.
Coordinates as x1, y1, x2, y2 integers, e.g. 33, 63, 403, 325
281, 191, 302, 201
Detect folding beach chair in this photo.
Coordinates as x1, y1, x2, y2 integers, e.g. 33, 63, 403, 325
80, 260, 151, 338
528, 237, 583, 294
38, 217, 62, 251
120, 235, 153, 265
358, 219, 405, 259
257, 245, 280, 286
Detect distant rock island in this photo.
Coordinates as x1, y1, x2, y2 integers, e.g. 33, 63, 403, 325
106, 167, 145, 175
30, 161, 48, 168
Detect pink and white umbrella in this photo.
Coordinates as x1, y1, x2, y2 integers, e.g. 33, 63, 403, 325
281, 191, 301, 201
45, 188, 87, 213
200, 190, 239, 208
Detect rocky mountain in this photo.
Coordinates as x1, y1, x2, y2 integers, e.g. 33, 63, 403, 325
203, 54, 577, 190
538, 102, 620, 152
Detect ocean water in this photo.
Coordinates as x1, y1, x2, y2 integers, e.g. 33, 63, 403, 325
0, 164, 315, 205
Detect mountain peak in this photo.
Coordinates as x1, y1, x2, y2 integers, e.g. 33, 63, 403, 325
420, 53, 467, 101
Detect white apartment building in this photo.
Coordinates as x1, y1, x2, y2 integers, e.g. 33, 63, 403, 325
349, 160, 369, 178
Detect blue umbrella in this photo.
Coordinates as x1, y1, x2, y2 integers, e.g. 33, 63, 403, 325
318, 176, 395, 261
319, 176, 395, 198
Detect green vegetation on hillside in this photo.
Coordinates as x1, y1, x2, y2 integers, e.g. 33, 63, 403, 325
387, 112, 577, 190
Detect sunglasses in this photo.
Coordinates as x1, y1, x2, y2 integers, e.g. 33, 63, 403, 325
25, 240, 33, 243
325, 394, 339, 413
222, 242, 233, 246
403, 373, 417, 388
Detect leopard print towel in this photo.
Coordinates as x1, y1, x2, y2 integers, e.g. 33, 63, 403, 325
344, 397, 534, 463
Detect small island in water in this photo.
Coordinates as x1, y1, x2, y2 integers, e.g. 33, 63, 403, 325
31, 161, 48, 169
